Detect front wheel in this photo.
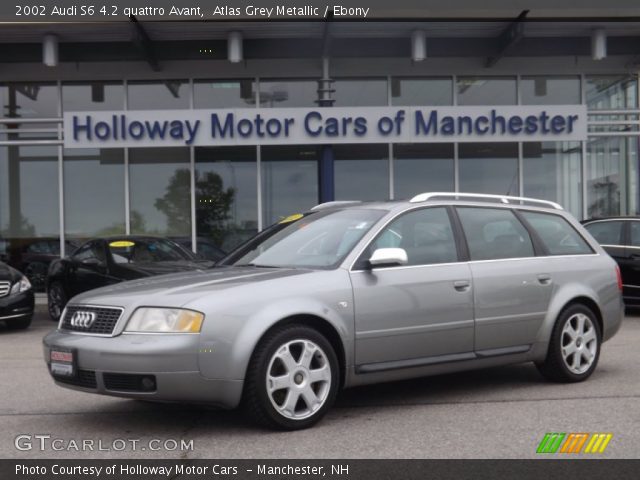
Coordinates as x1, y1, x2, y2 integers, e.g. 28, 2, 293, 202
47, 281, 67, 322
243, 325, 339, 430
536, 304, 601, 383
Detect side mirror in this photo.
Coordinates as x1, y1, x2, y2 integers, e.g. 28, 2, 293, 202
81, 257, 104, 268
368, 248, 408, 268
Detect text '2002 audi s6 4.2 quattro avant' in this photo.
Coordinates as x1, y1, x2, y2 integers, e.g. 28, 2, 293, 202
43, 193, 623, 430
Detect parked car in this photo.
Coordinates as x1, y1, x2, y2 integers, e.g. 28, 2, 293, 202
582, 216, 640, 306
0, 261, 34, 330
46, 236, 213, 321
43, 193, 622, 430
0, 238, 80, 293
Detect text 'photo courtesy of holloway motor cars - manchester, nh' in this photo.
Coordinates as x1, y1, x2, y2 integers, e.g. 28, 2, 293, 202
2, 0, 640, 479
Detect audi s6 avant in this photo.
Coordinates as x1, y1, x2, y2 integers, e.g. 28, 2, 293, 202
43, 193, 623, 430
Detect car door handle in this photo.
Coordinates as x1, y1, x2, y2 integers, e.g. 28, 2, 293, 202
453, 280, 471, 292
537, 274, 552, 285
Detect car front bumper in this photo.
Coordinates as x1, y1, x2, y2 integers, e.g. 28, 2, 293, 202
0, 290, 35, 322
42, 330, 243, 409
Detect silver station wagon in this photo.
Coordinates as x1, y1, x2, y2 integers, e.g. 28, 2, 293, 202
43, 193, 623, 430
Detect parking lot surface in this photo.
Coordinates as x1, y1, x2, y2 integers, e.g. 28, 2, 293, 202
1, 309, 638, 459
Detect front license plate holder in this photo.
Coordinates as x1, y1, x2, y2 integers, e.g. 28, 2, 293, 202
50, 347, 76, 377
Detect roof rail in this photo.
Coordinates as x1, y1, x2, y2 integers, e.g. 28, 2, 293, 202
409, 192, 563, 210
310, 200, 362, 211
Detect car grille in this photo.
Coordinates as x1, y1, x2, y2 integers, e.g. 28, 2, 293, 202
103, 373, 157, 392
0, 281, 10, 298
52, 369, 97, 389
61, 305, 124, 335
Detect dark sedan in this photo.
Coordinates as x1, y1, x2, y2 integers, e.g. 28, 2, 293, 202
46, 236, 213, 321
583, 217, 640, 305
0, 261, 35, 330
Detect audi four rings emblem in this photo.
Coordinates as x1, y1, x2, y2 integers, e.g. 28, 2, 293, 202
69, 311, 96, 328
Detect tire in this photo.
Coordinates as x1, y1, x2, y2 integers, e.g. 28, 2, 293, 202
536, 304, 602, 383
47, 281, 67, 322
243, 324, 340, 430
5, 315, 32, 330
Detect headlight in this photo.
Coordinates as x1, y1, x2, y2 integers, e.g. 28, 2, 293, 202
10, 276, 31, 295
124, 308, 204, 333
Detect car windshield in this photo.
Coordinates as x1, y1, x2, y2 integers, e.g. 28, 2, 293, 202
108, 238, 193, 264
231, 209, 385, 269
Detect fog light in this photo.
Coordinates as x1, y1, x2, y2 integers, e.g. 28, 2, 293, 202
141, 376, 156, 391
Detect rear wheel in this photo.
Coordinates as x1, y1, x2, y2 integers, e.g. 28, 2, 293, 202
536, 304, 601, 383
243, 325, 339, 430
47, 281, 67, 322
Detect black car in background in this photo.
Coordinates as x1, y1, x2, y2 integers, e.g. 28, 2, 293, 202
46, 236, 213, 321
583, 217, 640, 305
174, 237, 227, 263
0, 261, 35, 330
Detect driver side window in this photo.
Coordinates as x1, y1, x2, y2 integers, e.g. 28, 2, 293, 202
72, 242, 105, 263
359, 207, 459, 268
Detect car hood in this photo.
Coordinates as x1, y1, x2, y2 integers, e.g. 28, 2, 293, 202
68, 266, 314, 308
121, 260, 214, 276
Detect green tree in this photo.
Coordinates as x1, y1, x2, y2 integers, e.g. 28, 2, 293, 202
155, 169, 234, 245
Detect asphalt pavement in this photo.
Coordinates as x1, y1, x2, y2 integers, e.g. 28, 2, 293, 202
1, 308, 638, 459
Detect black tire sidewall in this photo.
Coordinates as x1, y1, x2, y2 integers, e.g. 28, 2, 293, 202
249, 325, 340, 430
550, 304, 602, 382
47, 282, 67, 321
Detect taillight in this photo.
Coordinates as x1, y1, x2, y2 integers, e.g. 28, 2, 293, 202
615, 265, 623, 291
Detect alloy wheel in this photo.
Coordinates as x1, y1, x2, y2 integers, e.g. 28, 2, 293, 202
265, 339, 332, 420
561, 313, 598, 375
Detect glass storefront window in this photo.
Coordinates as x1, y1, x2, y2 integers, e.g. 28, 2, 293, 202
523, 142, 582, 218
62, 82, 124, 111
393, 144, 454, 199
194, 80, 257, 108
391, 78, 453, 106
333, 78, 387, 106
195, 147, 258, 253
261, 145, 319, 226
586, 75, 638, 110
63, 148, 125, 239
586, 137, 639, 218
1, 83, 59, 140
0, 145, 59, 291
128, 147, 191, 239
1, 83, 58, 118
459, 143, 519, 195
457, 77, 517, 105
334, 144, 389, 201
127, 80, 189, 110
521, 76, 580, 105
257, 79, 316, 107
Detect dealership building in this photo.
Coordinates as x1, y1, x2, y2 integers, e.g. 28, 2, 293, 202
1, 8, 640, 288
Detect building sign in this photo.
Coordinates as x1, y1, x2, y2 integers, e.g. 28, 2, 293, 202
63, 105, 587, 148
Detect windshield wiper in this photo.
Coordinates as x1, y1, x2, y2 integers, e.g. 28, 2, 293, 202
235, 263, 281, 268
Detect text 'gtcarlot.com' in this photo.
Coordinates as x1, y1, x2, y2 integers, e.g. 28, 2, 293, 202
14, 434, 194, 452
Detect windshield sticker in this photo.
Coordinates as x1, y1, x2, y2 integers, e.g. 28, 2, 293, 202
279, 213, 304, 224
109, 240, 135, 248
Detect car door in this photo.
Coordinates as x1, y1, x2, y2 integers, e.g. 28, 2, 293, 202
350, 206, 475, 368
455, 207, 553, 354
68, 240, 112, 296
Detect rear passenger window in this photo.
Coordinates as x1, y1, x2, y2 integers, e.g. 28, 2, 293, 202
520, 211, 593, 255
457, 207, 534, 260
584, 221, 623, 245
366, 207, 458, 266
